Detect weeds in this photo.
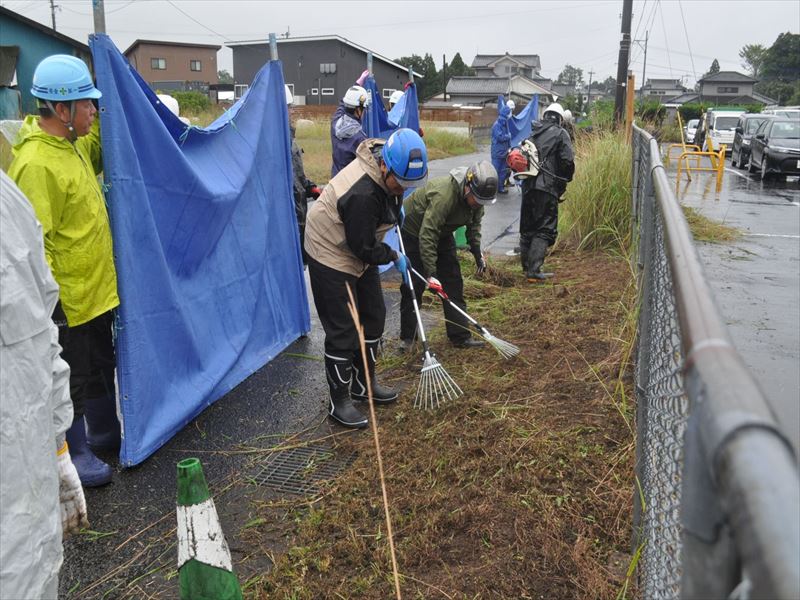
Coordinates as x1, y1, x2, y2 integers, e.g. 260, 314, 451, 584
682, 206, 741, 243
559, 131, 633, 254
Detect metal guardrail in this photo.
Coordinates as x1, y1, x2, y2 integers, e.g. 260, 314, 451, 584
631, 124, 799, 599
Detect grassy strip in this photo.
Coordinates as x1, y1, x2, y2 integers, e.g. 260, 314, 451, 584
251, 253, 637, 599
682, 206, 741, 243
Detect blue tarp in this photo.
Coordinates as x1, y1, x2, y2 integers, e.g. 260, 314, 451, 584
502, 94, 539, 148
362, 76, 420, 270
90, 34, 310, 466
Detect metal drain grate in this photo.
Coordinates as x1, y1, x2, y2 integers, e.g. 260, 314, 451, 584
251, 445, 355, 495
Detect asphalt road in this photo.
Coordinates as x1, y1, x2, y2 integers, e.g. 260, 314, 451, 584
673, 162, 800, 453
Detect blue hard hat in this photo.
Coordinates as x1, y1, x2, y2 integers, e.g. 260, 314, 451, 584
381, 128, 428, 188
31, 55, 101, 101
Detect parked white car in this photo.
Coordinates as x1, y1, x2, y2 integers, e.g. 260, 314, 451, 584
684, 118, 699, 144
703, 109, 745, 154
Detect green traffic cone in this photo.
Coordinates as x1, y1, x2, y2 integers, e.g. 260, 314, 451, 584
176, 458, 243, 600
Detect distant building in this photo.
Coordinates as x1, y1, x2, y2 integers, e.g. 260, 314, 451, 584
471, 53, 542, 79
123, 39, 220, 95
640, 78, 687, 100
666, 71, 775, 106
444, 75, 554, 115
0, 5, 92, 115
227, 35, 421, 106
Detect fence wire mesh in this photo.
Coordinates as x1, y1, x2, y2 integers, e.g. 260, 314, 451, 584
632, 129, 689, 599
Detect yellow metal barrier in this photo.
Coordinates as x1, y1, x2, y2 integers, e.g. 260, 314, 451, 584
665, 113, 700, 166
676, 146, 726, 192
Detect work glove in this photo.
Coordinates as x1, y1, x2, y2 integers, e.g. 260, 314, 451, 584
308, 186, 322, 199
57, 443, 89, 535
471, 246, 487, 276
404, 81, 414, 91
393, 253, 410, 286
356, 69, 370, 86
427, 276, 447, 298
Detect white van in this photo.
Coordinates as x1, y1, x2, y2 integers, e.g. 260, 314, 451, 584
703, 108, 746, 153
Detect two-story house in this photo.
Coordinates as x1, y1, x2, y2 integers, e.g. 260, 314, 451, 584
666, 71, 775, 106
640, 78, 687, 100
124, 39, 220, 94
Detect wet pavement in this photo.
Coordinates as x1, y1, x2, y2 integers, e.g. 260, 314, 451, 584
670, 157, 800, 453
59, 148, 524, 597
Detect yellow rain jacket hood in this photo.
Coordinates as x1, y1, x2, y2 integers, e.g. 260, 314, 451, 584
9, 115, 119, 327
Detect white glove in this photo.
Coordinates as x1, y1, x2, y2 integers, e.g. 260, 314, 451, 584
57, 443, 89, 534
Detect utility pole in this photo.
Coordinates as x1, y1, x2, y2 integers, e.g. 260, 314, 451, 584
92, 0, 106, 35
442, 54, 447, 101
614, 0, 633, 125
49, 0, 57, 30
586, 70, 594, 113
633, 30, 649, 98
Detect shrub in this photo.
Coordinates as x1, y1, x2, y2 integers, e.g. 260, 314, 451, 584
172, 91, 211, 115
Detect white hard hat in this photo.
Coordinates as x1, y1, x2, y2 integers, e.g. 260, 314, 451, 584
342, 85, 371, 109
563, 109, 573, 122
284, 84, 294, 105
389, 89, 404, 106
506, 99, 515, 111
544, 102, 565, 120
157, 94, 180, 117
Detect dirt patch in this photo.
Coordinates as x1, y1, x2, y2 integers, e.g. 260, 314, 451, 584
252, 250, 637, 599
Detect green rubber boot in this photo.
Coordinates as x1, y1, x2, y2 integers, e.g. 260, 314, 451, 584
176, 458, 242, 600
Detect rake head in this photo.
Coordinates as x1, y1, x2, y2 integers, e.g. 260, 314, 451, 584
483, 332, 520, 360
414, 352, 463, 410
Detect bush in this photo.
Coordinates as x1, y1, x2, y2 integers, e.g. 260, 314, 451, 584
588, 99, 615, 131
559, 130, 632, 254
172, 91, 211, 115
636, 100, 666, 126
678, 103, 707, 122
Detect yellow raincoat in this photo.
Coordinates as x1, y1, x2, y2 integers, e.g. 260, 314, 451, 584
9, 116, 119, 327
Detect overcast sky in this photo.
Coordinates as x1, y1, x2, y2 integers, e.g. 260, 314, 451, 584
3, 0, 798, 87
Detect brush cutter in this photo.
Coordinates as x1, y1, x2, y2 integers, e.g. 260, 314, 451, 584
410, 267, 520, 360
396, 226, 462, 409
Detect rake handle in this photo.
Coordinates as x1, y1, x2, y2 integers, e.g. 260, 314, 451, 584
396, 226, 433, 354
409, 266, 489, 335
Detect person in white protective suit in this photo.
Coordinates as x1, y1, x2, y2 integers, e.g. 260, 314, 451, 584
0, 170, 88, 599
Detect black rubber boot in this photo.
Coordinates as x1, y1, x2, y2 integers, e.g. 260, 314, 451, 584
352, 339, 398, 404
526, 238, 554, 281
84, 394, 121, 451
325, 355, 368, 428
519, 237, 531, 273
66, 417, 113, 487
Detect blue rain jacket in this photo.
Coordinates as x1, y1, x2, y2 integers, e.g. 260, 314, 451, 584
330, 103, 367, 177
490, 104, 512, 160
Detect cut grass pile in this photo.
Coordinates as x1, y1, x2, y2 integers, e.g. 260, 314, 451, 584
252, 251, 637, 599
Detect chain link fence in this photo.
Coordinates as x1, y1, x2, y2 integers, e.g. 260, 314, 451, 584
631, 125, 799, 599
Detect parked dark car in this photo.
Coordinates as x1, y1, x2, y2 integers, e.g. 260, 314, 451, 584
731, 114, 776, 168
748, 118, 800, 179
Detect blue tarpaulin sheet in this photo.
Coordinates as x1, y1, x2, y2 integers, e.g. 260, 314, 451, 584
501, 94, 539, 148
90, 34, 310, 466
362, 76, 420, 271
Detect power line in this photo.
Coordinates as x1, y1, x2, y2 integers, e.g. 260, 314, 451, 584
631, 0, 648, 46
658, 0, 673, 78
677, 0, 697, 83
164, 0, 232, 42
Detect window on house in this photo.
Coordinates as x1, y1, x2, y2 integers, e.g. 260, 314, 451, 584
234, 84, 249, 99
320, 63, 337, 74
321, 88, 335, 96
190, 60, 202, 72
717, 86, 739, 94
151, 58, 166, 70
383, 88, 396, 99
311, 88, 319, 95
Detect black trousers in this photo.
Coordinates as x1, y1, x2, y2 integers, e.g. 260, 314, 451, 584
53, 304, 116, 418
399, 232, 471, 344
307, 257, 386, 362
519, 188, 559, 248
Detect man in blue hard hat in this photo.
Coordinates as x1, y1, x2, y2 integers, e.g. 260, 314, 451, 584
9, 55, 120, 487
305, 128, 427, 429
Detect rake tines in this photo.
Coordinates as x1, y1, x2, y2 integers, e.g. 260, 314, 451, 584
414, 351, 463, 410
482, 330, 521, 359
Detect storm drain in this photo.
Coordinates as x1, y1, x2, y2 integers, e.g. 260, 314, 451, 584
251, 445, 356, 495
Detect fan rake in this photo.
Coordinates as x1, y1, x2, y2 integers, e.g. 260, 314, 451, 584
396, 227, 462, 409
410, 267, 520, 360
